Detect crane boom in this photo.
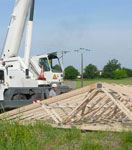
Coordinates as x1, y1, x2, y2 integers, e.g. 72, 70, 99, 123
24, 0, 35, 68
2, 0, 31, 58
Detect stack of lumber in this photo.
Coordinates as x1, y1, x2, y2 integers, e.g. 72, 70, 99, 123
1, 83, 132, 132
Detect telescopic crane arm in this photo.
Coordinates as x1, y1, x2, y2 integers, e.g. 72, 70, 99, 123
2, 0, 31, 59
24, 0, 35, 68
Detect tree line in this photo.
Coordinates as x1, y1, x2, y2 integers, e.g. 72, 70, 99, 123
64, 59, 132, 80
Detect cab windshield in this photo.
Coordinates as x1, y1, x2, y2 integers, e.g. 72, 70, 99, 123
48, 53, 62, 73
39, 58, 50, 71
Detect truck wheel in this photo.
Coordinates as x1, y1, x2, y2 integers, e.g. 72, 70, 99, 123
12, 94, 27, 100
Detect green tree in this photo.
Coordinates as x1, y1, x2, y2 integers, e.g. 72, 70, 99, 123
112, 69, 127, 79
102, 59, 121, 78
83, 64, 99, 79
64, 66, 79, 80
122, 67, 132, 77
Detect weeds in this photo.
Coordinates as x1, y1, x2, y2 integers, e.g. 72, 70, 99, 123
121, 131, 132, 150
65, 127, 82, 142
0, 120, 132, 150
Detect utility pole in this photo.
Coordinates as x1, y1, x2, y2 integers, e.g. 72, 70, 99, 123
74, 48, 91, 88
81, 53, 83, 87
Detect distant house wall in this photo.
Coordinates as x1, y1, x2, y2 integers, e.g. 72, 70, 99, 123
98, 70, 104, 76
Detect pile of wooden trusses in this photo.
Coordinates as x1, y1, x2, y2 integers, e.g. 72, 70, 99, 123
1, 83, 132, 132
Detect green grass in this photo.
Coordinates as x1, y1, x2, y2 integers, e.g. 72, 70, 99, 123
76, 78, 132, 88
1, 121, 132, 150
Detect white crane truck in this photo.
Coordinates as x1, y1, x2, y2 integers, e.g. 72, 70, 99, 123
0, 0, 70, 110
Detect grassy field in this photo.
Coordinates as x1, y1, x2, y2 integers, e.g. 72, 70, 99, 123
76, 78, 132, 88
0, 121, 132, 150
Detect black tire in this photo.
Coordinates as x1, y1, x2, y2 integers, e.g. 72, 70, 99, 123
12, 94, 27, 100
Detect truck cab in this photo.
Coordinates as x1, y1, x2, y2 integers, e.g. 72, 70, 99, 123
30, 52, 64, 86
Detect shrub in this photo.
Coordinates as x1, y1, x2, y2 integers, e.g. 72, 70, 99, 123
112, 69, 127, 79
122, 67, 132, 77
64, 66, 79, 80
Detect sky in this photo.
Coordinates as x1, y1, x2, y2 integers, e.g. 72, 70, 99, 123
0, 0, 132, 72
